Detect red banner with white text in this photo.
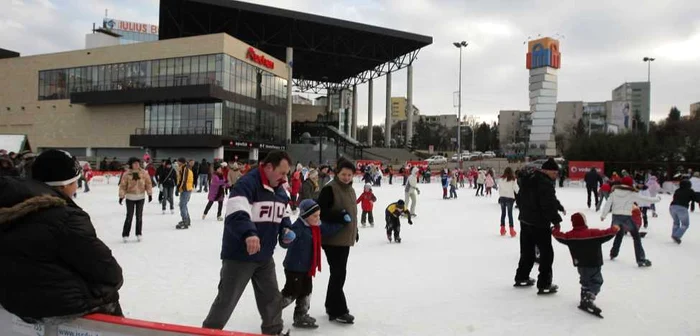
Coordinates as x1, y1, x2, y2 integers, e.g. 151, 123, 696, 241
568, 161, 605, 180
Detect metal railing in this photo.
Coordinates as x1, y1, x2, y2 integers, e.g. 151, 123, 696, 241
133, 127, 222, 136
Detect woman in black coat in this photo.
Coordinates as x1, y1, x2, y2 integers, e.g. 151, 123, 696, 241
0, 150, 123, 323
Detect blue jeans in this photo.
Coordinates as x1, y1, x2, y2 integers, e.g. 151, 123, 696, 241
670, 205, 690, 239
179, 191, 191, 222
499, 197, 515, 226
198, 174, 209, 192
609, 215, 646, 262
578, 266, 603, 295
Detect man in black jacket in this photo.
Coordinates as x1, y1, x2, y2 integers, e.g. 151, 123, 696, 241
514, 158, 564, 294
0, 149, 123, 322
585, 168, 603, 209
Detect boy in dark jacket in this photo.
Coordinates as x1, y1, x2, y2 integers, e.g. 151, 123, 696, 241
670, 179, 698, 244
281, 199, 343, 329
385, 199, 413, 243
356, 183, 377, 227
553, 213, 620, 317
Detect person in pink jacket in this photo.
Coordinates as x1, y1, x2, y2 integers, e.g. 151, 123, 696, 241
646, 175, 661, 217
485, 173, 495, 197
203, 163, 227, 221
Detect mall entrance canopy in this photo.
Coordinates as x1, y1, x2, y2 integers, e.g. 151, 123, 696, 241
159, 0, 433, 145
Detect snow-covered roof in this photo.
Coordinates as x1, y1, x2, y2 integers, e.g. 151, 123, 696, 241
0, 134, 28, 153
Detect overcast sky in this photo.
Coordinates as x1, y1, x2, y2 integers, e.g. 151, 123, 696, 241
2, 0, 699, 126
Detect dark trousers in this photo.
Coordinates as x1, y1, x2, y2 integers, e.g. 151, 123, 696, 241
161, 185, 174, 210
587, 186, 599, 208
475, 184, 484, 196
449, 185, 457, 198
361, 210, 374, 224
204, 200, 223, 217
402, 175, 407, 186
389, 174, 393, 185
515, 223, 554, 289
281, 270, 313, 319
578, 266, 603, 295
691, 192, 700, 211
202, 259, 283, 335
322, 245, 350, 317
610, 215, 646, 262
122, 199, 145, 237
499, 197, 515, 227
386, 215, 401, 240
641, 207, 649, 228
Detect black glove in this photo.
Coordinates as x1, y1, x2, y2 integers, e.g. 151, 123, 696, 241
356, 232, 359, 243
119, 198, 124, 205
408, 218, 414, 225
148, 195, 153, 203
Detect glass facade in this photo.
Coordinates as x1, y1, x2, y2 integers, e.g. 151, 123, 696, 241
38, 53, 288, 144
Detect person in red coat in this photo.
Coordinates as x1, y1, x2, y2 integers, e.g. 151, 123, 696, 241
595, 181, 612, 211
290, 164, 303, 211
553, 213, 620, 317
356, 183, 377, 227
83, 163, 94, 193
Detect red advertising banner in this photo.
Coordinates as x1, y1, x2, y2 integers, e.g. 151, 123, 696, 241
568, 161, 605, 180
356, 160, 382, 169
405, 160, 429, 169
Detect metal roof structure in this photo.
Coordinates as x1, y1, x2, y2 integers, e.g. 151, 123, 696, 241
159, 0, 433, 93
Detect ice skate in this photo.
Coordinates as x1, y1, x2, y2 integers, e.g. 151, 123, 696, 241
509, 227, 517, 238
578, 291, 603, 318
136, 235, 142, 242
672, 236, 681, 244
329, 313, 355, 324
293, 314, 319, 329
175, 221, 189, 230
387, 233, 392, 243
370, 222, 374, 227
361, 222, 366, 227
202, 214, 206, 220
162, 210, 166, 215
500, 226, 506, 236
217, 216, 223, 221
637, 259, 652, 267
513, 278, 535, 287
122, 237, 128, 243
395, 237, 402, 243
537, 284, 558, 295
170, 209, 175, 214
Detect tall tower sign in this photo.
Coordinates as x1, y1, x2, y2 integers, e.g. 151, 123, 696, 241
526, 37, 561, 157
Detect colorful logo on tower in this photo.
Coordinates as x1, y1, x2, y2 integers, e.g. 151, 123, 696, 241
526, 37, 561, 69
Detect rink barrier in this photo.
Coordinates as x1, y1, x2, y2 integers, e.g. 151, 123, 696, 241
1, 307, 263, 336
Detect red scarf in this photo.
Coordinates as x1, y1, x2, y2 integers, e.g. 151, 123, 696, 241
308, 225, 322, 277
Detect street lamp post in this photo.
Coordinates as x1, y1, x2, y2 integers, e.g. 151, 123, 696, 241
453, 41, 468, 168
643, 57, 654, 132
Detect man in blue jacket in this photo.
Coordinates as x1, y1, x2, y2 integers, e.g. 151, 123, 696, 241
202, 150, 295, 335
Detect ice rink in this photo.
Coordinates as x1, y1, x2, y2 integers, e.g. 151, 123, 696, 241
79, 177, 700, 335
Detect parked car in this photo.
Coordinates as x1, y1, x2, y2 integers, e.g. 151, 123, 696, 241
468, 151, 483, 161
450, 153, 470, 162
482, 151, 496, 158
426, 155, 448, 165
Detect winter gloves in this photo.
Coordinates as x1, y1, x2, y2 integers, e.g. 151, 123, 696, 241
282, 229, 296, 244
148, 195, 153, 203
340, 209, 352, 224
119, 198, 124, 205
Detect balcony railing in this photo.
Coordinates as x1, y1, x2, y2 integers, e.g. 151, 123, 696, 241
134, 127, 222, 136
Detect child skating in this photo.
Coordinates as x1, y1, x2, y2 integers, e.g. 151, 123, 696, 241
356, 183, 377, 227
485, 173, 495, 197
449, 171, 458, 199
553, 213, 620, 318
385, 199, 413, 243
281, 199, 344, 329
202, 163, 227, 221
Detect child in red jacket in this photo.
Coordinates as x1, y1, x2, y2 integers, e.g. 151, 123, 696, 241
553, 213, 620, 318
356, 183, 377, 227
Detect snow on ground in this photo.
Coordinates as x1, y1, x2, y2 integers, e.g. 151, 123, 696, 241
79, 178, 700, 335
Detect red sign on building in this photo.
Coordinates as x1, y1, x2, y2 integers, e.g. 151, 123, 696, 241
246, 47, 275, 69
568, 161, 605, 180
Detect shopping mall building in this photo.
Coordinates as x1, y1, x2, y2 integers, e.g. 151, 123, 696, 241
0, 0, 431, 162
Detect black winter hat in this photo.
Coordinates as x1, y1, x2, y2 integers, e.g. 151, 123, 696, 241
32, 149, 82, 186
178, 157, 187, 164
127, 157, 141, 167
540, 158, 559, 171
397, 199, 405, 207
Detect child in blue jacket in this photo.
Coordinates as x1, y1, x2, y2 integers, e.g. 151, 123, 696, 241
281, 199, 344, 329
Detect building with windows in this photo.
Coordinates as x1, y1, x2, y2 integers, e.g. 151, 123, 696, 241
691, 102, 700, 118
612, 82, 650, 126
0, 33, 288, 160
420, 114, 458, 129
391, 97, 420, 122
498, 110, 531, 148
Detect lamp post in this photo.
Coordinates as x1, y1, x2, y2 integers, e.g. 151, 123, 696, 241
453, 41, 468, 168
643, 57, 654, 132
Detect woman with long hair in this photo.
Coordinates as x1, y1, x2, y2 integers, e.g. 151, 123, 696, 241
203, 163, 227, 221
118, 157, 153, 242
498, 167, 519, 237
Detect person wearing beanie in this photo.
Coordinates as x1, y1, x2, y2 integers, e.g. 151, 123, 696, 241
356, 183, 377, 227
513, 157, 565, 294
203, 163, 227, 221
404, 167, 421, 215
384, 199, 413, 243
118, 157, 153, 242
176, 157, 194, 229
553, 213, 620, 317
157, 159, 177, 215
0, 149, 123, 321
299, 168, 321, 202
600, 174, 660, 267
227, 161, 242, 192
281, 199, 344, 329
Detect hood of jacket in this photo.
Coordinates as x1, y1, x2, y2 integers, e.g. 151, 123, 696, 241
0, 177, 69, 226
